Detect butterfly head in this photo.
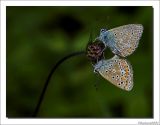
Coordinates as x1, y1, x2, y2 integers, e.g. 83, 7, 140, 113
93, 59, 104, 73
86, 39, 105, 64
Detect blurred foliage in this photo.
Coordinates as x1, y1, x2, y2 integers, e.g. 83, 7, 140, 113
6, 6, 153, 118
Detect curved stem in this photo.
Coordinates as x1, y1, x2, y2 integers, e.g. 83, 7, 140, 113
32, 51, 86, 117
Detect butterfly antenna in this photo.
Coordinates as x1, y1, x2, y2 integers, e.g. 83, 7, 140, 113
88, 28, 94, 44
86, 26, 94, 53
88, 20, 98, 44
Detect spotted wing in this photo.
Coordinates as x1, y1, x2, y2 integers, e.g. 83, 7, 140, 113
95, 56, 133, 91
107, 24, 143, 57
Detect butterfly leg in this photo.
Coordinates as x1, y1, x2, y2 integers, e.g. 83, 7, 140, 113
94, 82, 98, 91
102, 52, 105, 59
94, 73, 101, 91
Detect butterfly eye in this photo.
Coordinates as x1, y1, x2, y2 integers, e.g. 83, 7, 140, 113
101, 29, 107, 32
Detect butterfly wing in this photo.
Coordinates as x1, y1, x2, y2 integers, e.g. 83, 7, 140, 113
94, 56, 133, 91
106, 24, 143, 57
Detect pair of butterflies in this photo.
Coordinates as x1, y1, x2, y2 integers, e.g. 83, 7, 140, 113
86, 24, 143, 91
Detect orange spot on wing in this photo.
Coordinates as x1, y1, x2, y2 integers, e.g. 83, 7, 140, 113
121, 76, 126, 81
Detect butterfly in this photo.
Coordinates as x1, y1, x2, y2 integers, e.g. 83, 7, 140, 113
97, 24, 143, 57
94, 55, 133, 91
86, 24, 143, 91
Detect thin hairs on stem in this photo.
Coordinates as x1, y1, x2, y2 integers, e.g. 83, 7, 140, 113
32, 51, 85, 117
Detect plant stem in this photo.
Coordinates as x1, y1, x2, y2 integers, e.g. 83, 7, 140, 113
32, 51, 86, 117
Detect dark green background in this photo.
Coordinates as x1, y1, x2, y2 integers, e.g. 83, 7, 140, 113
7, 6, 153, 118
